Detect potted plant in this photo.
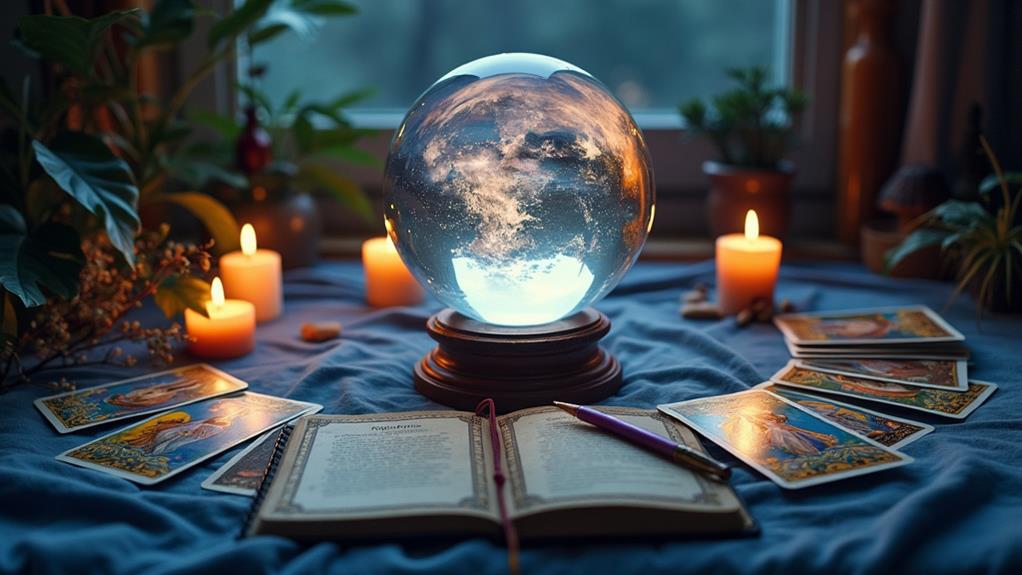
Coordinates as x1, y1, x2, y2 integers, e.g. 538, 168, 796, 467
886, 138, 1021, 313
680, 67, 808, 238
0, 0, 360, 389
176, 71, 377, 269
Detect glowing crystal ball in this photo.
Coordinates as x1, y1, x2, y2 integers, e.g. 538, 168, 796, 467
383, 53, 655, 326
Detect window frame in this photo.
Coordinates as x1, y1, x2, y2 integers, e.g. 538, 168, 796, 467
181, 0, 841, 241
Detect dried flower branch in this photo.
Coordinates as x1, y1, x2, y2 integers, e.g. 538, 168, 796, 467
0, 227, 212, 392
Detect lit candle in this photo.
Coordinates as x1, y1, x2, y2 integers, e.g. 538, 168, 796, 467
185, 277, 256, 358
220, 223, 283, 322
715, 210, 783, 315
362, 236, 425, 307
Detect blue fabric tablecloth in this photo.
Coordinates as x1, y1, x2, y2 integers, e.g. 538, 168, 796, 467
1, 261, 1020, 575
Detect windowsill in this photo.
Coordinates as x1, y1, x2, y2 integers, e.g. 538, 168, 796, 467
319, 236, 857, 262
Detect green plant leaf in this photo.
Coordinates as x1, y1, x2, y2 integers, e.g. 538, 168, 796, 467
149, 192, 240, 253
297, 162, 373, 222
0, 205, 84, 308
884, 227, 948, 273
317, 145, 381, 167
328, 87, 375, 110
295, 0, 359, 16
17, 11, 138, 76
188, 109, 240, 140
137, 0, 195, 48
247, 23, 290, 45
979, 173, 1022, 196
932, 200, 990, 228
155, 274, 209, 319
208, 0, 273, 49
32, 133, 140, 264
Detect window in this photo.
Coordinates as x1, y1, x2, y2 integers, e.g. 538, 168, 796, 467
192, 0, 839, 243
249, 0, 792, 129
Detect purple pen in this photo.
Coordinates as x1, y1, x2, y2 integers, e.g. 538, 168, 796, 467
553, 401, 731, 481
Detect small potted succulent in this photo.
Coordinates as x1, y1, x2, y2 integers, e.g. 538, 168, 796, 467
887, 138, 1021, 313
680, 67, 808, 238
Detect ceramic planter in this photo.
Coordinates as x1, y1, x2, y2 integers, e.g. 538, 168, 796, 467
703, 160, 795, 238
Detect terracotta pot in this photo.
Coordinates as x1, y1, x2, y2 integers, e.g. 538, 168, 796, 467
704, 160, 794, 238
860, 220, 943, 279
230, 192, 321, 269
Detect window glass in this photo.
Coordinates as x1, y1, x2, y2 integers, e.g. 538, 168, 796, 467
247, 0, 790, 126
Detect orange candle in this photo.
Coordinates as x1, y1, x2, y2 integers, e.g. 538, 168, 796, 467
186, 278, 256, 359
220, 224, 283, 322
362, 236, 424, 307
715, 210, 783, 315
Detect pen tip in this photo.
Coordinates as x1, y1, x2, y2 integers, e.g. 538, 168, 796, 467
553, 401, 580, 416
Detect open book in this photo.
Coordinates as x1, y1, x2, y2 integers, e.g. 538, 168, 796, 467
245, 406, 754, 540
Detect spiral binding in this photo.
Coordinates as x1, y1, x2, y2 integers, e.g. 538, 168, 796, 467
239, 424, 294, 539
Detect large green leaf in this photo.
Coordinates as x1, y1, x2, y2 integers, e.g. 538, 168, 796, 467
884, 227, 948, 273
17, 11, 138, 76
208, 0, 273, 49
297, 162, 373, 222
148, 192, 240, 253
33, 133, 140, 264
0, 205, 84, 308
155, 274, 210, 319
137, 0, 195, 48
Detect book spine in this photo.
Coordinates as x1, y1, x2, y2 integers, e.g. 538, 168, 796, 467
239, 424, 294, 539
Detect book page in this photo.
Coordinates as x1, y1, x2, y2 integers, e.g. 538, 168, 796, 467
262, 412, 496, 520
499, 407, 735, 515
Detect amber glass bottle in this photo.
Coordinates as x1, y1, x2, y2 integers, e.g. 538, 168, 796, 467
837, 0, 901, 245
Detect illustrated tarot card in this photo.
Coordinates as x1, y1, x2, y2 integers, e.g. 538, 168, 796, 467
201, 427, 287, 496
56, 392, 321, 485
658, 389, 912, 489
35, 364, 249, 434
774, 306, 965, 346
756, 383, 933, 449
770, 362, 997, 419
798, 358, 968, 391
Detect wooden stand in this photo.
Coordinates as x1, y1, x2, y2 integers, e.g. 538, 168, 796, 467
414, 308, 621, 413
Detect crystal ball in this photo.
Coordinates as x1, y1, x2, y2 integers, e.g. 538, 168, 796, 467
383, 53, 655, 326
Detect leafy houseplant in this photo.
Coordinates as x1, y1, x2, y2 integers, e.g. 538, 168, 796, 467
0, 0, 358, 389
178, 68, 378, 268
680, 67, 808, 238
886, 138, 1022, 313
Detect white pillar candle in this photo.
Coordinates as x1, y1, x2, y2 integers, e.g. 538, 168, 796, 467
362, 236, 425, 307
715, 210, 783, 315
220, 223, 283, 322
185, 277, 256, 359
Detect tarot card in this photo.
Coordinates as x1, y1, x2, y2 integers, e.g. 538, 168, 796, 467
56, 392, 321, 485
770, 362, 997, 419
202, 427, 287, 496
798, 358, 968, 391
35, 364, 249, 434
774, 306, 964, 346
658, 390, 912, 489
784, 339, 969, 361
755, 383, 933, 449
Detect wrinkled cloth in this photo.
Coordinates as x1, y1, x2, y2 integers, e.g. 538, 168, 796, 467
1, 261, 1020, 575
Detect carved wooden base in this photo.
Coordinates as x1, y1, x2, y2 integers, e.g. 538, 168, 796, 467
414, 308, 621, 413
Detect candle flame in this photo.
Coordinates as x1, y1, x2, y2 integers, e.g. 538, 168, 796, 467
240, 223, 257, 256
211, 277, 225, 308
744, 210, 759, 241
